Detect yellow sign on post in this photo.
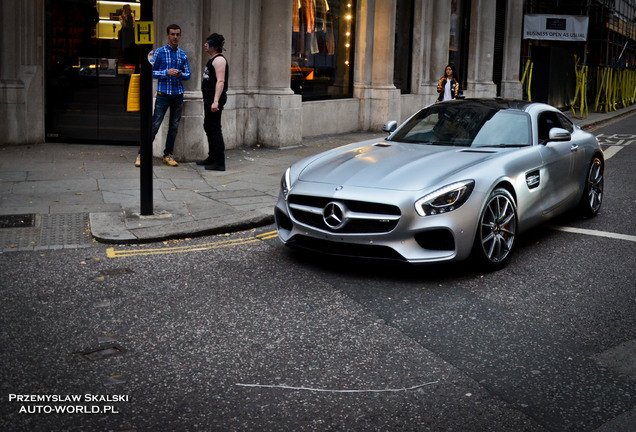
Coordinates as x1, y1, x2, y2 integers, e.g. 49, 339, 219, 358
135, 21, 154, 45
127, 74, 140, 112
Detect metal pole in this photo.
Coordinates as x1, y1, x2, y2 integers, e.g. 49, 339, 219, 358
583, 0, 591, 66
140, 0, 153, 215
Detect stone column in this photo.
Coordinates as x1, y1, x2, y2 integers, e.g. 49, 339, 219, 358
0, 0, 45, 144
500, 0, 523, 99
255, 0, 302, 148
354, 0, 401, 130
154, 0, 205, 160
465, 0, 497, 97
204, 0, 261, 149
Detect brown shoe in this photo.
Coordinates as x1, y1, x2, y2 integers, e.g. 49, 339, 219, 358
135, 154, 141, 167
163, 154, 178, 167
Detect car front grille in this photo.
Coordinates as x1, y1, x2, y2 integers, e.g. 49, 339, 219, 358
287, 195, 401, 234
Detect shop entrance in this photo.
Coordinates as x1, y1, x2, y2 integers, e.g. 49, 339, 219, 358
45, 0, 141, 144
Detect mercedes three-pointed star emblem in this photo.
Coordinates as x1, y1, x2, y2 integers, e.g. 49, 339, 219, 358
323, 202, 346, 229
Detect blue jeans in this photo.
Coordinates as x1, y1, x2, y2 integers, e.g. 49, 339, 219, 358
152, 93, 184, 156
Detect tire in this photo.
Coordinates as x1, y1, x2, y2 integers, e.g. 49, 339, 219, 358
578, 156, 603, 218
472, 188, 517, 271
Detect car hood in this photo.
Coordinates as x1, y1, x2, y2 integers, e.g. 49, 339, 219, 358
298, 141, 501, 191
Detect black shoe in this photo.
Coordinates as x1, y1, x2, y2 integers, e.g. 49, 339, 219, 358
205, 164, 225, 171
196, 158, 214, 166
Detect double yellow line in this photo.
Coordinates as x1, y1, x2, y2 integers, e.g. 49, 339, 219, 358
106, 230, 278, 258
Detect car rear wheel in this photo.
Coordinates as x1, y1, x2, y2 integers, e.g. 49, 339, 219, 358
579, 156, 603, 218
472, 188, 517, 270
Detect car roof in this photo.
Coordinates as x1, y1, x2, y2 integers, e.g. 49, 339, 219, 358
442, 98, 542, 112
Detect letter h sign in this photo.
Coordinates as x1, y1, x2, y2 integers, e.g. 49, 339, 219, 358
135, 21, 154, 44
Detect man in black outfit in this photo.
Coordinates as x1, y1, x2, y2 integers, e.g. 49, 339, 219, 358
197, 33, 228, 171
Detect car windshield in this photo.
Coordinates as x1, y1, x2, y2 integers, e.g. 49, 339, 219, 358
388, 102, 532, 148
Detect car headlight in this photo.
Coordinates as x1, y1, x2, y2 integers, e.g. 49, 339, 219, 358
281, 167, 292, 200
415, 180, 475, 216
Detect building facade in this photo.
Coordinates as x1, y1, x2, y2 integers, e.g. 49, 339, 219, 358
1, 0, 632, 159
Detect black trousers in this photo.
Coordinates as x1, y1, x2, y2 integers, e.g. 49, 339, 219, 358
203, 105, 225, 167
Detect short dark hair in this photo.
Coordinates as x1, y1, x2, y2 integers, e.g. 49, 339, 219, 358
166, 24, 181, 34
206, 33, 225, 52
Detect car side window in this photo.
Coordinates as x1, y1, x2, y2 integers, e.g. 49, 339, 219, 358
556, 113, 574, 133
538, 112, 561, 143
472, 112, 531, 146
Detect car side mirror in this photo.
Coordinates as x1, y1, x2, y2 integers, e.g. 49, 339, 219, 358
382, 121, 398, 133
546, 127, 571, 143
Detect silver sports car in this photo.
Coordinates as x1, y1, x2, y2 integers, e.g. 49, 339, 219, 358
274, 99, 604, 270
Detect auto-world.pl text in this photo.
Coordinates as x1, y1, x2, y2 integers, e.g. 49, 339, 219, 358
9, 394, 127, 414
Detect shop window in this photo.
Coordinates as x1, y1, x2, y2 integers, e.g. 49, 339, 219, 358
492, 0, 506, 96
449, 0, 469, 90
46, 0, 141, 144
95, 1, 140, 73
95, 1, 140, 41
394, 0, 414, 94
291, 0, 355, 101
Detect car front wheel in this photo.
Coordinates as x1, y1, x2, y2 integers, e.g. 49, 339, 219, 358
579, 156, 603, 218
472, 188, 517, 270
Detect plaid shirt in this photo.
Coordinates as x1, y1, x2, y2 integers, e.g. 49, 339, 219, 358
152, 44, 191, 95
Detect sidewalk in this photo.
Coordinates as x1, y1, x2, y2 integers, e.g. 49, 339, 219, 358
0, 131, 385, 248
0, 105, 634, 249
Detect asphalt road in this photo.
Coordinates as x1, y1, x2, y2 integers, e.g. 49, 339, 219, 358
1, 114, 634, 431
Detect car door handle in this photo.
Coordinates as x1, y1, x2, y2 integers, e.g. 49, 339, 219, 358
570, 144, 579, 152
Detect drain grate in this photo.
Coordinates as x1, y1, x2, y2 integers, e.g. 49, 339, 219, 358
78, 344, 126, 362
0, 214, 36, 229
0, 213, 94, 250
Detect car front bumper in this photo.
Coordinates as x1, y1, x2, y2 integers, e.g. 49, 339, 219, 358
274, 182, 485, 264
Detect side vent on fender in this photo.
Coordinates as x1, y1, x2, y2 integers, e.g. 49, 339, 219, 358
526, 170, 540, 189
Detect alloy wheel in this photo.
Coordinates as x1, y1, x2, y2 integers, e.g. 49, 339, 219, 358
587, 158, 603, 213
479, 192, 517, 264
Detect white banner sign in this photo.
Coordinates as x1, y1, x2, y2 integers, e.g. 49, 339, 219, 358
524, 14, 589, 41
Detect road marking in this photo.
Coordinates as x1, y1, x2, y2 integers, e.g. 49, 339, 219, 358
603, 146, 622, 160
546, 226, 636, 242
236, 381, 439, 393
596, 133, 634, 160
595, 133, 636, 146
106, 230, 279, 258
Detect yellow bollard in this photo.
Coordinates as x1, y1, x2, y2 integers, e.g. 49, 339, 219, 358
127, 74, 140, 112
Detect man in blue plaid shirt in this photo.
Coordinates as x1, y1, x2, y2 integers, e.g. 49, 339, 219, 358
136, 24, 191, 167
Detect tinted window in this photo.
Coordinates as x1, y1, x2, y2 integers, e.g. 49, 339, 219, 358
557, 113, 574, 133
390, 103, 531, 147
537, 111, 562, 142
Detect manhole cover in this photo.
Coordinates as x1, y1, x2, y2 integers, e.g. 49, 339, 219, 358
0, 214, 36, 229
78, 344, 126, 361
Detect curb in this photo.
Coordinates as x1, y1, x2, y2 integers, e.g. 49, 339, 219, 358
578, 106, 636, 131
90, 210, 274, 245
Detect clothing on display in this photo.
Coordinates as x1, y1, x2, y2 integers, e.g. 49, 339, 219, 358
292, 0, 334, 56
